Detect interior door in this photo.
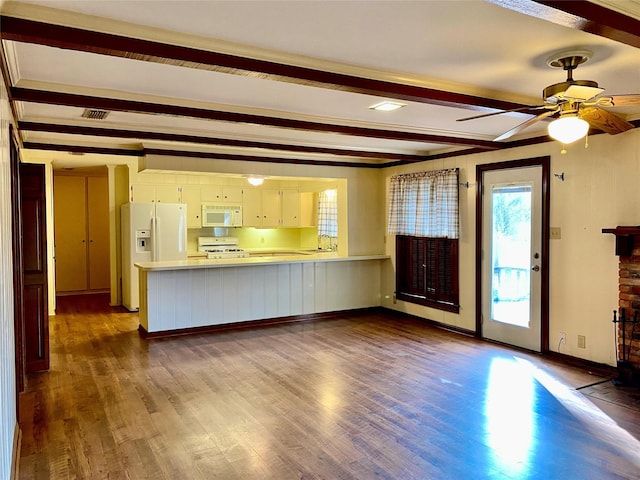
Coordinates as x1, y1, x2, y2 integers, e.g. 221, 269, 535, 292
87, 176, 110, 290
20, 163, 49, 372
54, 175, 88, 292
480, 163, 547, 351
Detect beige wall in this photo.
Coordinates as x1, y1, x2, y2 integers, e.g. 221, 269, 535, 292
382, 128, 640, 367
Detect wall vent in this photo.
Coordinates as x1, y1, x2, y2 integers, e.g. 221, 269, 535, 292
81, 108, 110, 120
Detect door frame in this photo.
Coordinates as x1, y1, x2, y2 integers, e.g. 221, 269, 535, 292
10, 126, 25, 399
475, 156, 550, 352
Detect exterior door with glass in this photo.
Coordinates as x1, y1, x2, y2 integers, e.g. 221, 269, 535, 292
481, 165, 544, 351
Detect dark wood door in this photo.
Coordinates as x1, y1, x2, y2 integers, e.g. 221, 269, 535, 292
20, 163, 49, 372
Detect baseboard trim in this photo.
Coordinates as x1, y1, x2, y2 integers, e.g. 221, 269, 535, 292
544, 351, 617, 378
379, 307, 476, 337
138, 307, 385, 339
11, 423, 21, 480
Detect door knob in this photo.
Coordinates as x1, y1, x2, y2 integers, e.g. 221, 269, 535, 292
531, 265, 540, 272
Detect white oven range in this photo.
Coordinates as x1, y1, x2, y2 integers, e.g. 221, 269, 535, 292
197, 236, 249, 259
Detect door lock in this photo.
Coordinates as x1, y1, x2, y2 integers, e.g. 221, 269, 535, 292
531, 265, 540, 272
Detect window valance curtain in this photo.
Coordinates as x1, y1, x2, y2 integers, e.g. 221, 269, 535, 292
387, 168, 459, 239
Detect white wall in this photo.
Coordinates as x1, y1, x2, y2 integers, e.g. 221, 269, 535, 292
381, 128, 640, 367
0, 27, 18, 480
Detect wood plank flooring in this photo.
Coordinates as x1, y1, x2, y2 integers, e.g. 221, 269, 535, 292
19, 295, 640, 479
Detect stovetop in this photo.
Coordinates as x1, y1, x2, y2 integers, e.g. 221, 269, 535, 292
198, 236, 249, 259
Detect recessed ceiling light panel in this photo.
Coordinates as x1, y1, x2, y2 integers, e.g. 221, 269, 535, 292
369, 101, 406, 112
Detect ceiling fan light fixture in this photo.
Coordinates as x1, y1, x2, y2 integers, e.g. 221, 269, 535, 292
547, 116, 589, 144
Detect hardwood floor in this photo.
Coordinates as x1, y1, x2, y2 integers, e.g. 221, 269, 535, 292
19, 295, 640, 479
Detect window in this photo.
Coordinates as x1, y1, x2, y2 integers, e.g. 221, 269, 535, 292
395, 235, 459, 313
388, 169, 459, 313
318, 189, 338, 251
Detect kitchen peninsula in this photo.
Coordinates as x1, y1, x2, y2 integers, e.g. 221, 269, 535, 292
136, 253, 389, 336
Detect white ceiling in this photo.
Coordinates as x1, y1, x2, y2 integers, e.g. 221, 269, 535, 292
2, 0, 639, 169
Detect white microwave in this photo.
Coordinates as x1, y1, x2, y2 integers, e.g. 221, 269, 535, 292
201, 204, 243, 227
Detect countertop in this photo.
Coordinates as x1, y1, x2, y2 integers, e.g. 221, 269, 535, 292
136, 252, 389, 271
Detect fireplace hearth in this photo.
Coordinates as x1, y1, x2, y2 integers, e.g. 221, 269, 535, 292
603, 226, 640, 386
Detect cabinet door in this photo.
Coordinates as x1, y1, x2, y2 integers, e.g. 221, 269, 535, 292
261, 189, 281, 227
54, 176, 88, 292
201, 185, 222, 202
281, 189, 300, 227
242, 188, 263, 227
87, 177, 110, 290
222, 186, 243, 203
181, 185, 202, 228
131, 184, 156, 203
299, 192, 317, 227
156, 184, 181, 203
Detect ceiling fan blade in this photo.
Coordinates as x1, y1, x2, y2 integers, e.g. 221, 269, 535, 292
580, 107, 634, 135
493, 109, 557, 142
457, 105, 546, 122
606, 94, 640, 107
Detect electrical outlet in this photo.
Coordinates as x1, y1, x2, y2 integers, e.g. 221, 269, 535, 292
559, 332, 566, 344
550, 227, 562, 240
578, 335, 586, 348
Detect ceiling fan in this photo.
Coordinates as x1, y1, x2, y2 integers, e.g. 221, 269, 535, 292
458, 50, 640, 143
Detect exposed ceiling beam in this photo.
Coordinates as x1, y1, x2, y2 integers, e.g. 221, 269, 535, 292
488, 0, 640, 48
11, 87, 502, 150
22, 142, 385, 168
22, 142, 142, 157
0, 15, 530, 113
18, 121, 434, 162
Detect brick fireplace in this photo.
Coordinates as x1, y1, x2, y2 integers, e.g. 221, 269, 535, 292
603, 226, 640, 386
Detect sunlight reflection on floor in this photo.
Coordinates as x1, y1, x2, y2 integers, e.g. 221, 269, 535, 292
485, 358, 535, 477
514, 357, 640, 470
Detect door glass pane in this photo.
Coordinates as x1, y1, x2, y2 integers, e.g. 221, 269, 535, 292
491, 186, 531, 327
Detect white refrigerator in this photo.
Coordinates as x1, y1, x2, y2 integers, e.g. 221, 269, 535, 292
121, 202, 187, 311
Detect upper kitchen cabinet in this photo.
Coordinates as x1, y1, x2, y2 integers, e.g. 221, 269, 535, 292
299, 192, 317, 228
243, 188, 281, 228
281, 189, 300, 228
130, 184, 181, 203
243, 188, 312, 228
180, 185, 202, 228
201, 185, 243, 203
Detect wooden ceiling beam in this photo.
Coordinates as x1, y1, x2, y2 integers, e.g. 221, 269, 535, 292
488, 0, 640, 49
0, 15, 528, 113
12, 87, 501, 150
18, 121, 433, 162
